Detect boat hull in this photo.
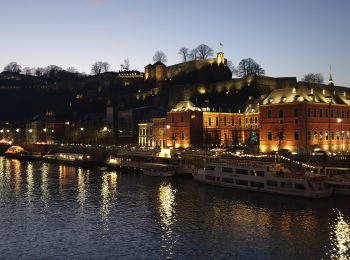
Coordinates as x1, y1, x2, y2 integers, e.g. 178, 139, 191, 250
193, 172, 332, 199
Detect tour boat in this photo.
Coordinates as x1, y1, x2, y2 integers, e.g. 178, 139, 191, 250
141, 163, 176, 177
53, 153, 97, 167
311, 166, 350, 195
193, 160, 333, 198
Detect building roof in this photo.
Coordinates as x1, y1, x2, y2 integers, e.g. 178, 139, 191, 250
170, 101, 201, 112
261, 84, 350, 106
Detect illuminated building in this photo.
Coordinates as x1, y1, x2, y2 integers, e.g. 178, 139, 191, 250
260, 83, 350, 154
138, 100, 259, 148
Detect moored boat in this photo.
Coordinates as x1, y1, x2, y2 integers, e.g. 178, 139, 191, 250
311, 166, 350, 195
141, 163, 176, 177
193, 160, 332, 198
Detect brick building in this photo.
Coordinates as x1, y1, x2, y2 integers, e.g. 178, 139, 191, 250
260, 84, 350, 154
138, 101, 259, 149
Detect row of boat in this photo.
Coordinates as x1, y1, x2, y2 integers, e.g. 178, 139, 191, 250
3, 145, 350, 199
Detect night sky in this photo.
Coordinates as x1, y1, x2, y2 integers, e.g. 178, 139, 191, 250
1, 0, 349, 86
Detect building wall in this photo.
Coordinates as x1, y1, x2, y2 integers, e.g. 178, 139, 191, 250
152, 118, 166, 148
138, 122, 153, 147
260, 102, 350, 154
144, 110, 259, 149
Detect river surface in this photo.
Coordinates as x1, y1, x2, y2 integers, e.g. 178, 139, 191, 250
0, 157, 349, 259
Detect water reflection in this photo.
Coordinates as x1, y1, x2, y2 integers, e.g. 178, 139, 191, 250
26, 163, 34, 205
329, 210, 350, 259
12, 159, 22, 196
59, 165, 76, 196
158, 182, 177, 258
41, 163, 49, 206
77, 168, 90, 206
100, 172, 118, 224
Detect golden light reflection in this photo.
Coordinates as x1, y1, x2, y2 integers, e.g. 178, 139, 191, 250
59, 165, 76, 194
41, 163, 49, 206
158, 182, 177, 227
0, 158, 3, 191
158, 182, 177, 258
329, 210, 350, 259
11, 159, 22, 196
26, 163, 34, 204
100, 172, 118, 223
77, 168, 90, 206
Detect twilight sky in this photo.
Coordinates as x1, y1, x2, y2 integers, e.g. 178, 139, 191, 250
1, 0, 349, 86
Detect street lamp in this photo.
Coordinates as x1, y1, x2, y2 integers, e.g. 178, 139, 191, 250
337, 118, 343, 153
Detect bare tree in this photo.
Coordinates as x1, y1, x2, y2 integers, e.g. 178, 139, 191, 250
66, 67, 78, 73
91, 61, 110, 75
196, 44, 214, 59
178, 47, 189, 62
34, 67, 45, 76
44, 65, 63, 78
3, 62, 22, 73
301, 73, 324, 84
189, 48, 199, 61
22, 67, 32, 75
123, 59, 130, 70
152, 51, 167, 63
237, 58, 265, 78
101, 62, 110, 72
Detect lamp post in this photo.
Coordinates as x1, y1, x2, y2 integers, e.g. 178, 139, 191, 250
337, 118, 343, 154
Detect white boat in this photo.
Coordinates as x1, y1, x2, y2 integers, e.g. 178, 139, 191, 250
193, 161, 332, 198
312, 166, 350, 195
141, 163, 176, 177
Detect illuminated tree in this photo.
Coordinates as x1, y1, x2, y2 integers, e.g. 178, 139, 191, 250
301, 73, 324, 84
152, 51, 167, 63
237, 58, 265, 78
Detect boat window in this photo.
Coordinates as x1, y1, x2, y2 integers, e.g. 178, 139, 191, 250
256, 171, 265, 177
267, 180, 278, 187
295, 184, 306, 190
205, 176, 216, 181
280, 182, 293, 189
222, 178, 234, 183
235, 169, 249, 175
236, 180, 248, 186
251, 181, 264, 188
205, 166, 215, 171
222, 167, 233, 173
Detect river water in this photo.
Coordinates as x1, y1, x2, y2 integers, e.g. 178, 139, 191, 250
0, 157, 349, 259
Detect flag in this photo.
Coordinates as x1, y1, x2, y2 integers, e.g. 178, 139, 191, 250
220, 43, 223, 47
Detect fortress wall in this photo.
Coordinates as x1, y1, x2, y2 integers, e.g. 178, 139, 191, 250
165, 58, 217, 79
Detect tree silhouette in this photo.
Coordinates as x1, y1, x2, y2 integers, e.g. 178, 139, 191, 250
91, 61, 110, 75
3, 62, 22, 74
178, 47, 189, 62
237, 58, 265, 78
152, 51, 167, 63
196, 44, 214, 59
301, 73, 324, 84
